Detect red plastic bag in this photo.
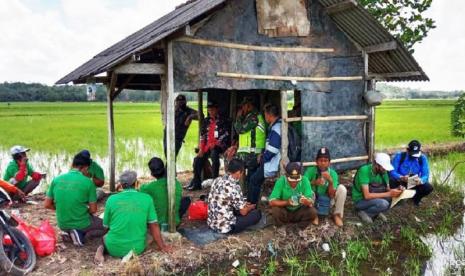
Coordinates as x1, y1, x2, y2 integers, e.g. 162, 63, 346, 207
13, 216, 56, 256
188, 200, 208, 220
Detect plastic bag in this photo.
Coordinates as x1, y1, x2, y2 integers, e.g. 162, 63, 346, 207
188, 200, 208, 220
14, 216, 56, 256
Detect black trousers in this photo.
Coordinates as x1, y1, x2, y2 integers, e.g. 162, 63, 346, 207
179, 197, 191, 219
389, 178, 433, 205
191, 147, 222, 188
247, 163, 264, 204
163, 129, 183, 158
230, 209, 262, 234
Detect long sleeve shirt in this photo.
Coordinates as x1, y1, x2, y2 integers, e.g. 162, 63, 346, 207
390, 152, 429, 184
263, 118, 282, 177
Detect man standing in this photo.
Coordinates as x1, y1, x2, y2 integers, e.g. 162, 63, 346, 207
164, 94, 198, 158
3, 145, 43, 195
44, 153, 106, 246
304, 147, 347, 227
390, 140, 433, 206
229, 97, 266, 181
247, 103, 281, 204
269, 162, 318, 227
94, 171, 171, 263
207, 159, 261, 234
352, 153, 403, 224
187, 100, 231, 190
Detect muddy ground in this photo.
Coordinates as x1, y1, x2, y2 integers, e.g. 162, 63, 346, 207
10, 167, 464, 276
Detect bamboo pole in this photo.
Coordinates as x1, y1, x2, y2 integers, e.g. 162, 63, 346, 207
286, 115, 368, 123
166, 41, 177, 233
217, 72, 363, 82
197, 91, 203, 145
303, 155, 369, 167
176, 37, 335, 53
106, 73, 117, 192
280, 91, 289, 175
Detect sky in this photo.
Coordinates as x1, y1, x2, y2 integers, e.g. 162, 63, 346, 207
0, 0, 463, 91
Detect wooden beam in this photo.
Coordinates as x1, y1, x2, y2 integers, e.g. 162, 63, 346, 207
280, 90, 290, 175
326, 0, 358, 15
176, 37, 335, 53
286, 115, 368, 123
368, 71, 422, 80
303, 155, 369, 167
166, 41, 177, 233
114, 63, 165, 75
106, 73, 117, 192
217, 72, 363, 82
364, 41, 397, 53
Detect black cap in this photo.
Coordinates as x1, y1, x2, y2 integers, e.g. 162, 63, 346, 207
407, 140, 421, 155
286, 162, 302, 181
79, 150, 91, 159
316, 147, 330, 160
207, 100, 218, 108
176, 94, 186, 101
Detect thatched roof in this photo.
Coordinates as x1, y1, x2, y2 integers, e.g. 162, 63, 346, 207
57, 0, 428, 85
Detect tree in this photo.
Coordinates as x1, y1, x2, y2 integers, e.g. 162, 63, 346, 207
359, 0, 436, 52
451, 92, 465, 138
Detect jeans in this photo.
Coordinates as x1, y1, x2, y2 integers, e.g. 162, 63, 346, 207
355, 199, 390, 218
247, 163, 265, 204
192, 147, 222, 188
389, 178, 433, 205
230, 209, 262, 234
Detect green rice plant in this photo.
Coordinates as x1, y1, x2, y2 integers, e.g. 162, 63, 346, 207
385, 250, 399, 265
344, 239, 370, 276
236, 264, 248, 276
283, 255, 303, 276
262, 258, 278, 276
403, 257, 421, 276
380, 233, 395, 252
400, 226, 432, 257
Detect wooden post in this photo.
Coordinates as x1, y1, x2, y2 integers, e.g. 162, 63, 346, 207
280, 90, 289, 175
166, 41, 177, 232
363, 51, 375, 162
106, 73, 117, 192
368, 80, 376, 161
197, 91, 204, 144
160, 75, 167, 127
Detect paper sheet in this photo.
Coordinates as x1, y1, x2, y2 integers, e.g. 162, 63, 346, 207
391, 189, 417, 208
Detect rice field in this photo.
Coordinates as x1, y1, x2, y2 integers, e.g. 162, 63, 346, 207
0, 99, 462, 191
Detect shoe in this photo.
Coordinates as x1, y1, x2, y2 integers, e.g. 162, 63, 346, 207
378, 213, 388, 222
333, 214, 343, 227
311, 217, 319, 226
186, 184, 202, 191
183, 180, 195, 190
357, 211, 373, 224
69, 229, 85, 247
60, 231, 72, 243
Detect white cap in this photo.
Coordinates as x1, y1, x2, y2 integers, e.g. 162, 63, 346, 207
10, 145, 30, 155
374, 153, 394, 171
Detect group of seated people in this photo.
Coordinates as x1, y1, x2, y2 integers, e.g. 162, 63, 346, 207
1, 113, 433, 261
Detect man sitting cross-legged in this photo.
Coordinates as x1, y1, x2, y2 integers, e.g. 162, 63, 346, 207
94, 170, 172, 264
269, 162, 318, 228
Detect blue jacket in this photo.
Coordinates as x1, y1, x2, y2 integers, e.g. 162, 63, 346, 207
390, 152, 429, 184
263, 118, 281, 177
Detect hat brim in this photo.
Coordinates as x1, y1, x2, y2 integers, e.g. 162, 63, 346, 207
380, 162, 394, 171
287, 176, 302, 182
410, 152, 422, 158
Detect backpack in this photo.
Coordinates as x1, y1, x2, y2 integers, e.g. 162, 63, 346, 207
287, 124, 301, 162
399, 152, 423, 168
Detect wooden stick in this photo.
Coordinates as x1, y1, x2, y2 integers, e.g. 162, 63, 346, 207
280, 91, 290, 175
286, 115, 368, 122
176, 37, 335, 53
303, 155, 369, 166
217, 72, 363, 82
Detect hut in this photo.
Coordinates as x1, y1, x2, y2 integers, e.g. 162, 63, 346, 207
57, 0, 428, 231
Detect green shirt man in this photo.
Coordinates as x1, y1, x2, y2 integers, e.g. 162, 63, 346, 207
3, 160, 34, 191
103, 189, 158, 257
140, 177, 182, 225
352, 163, 390, 203
46, 169, 97, 230
269, 175, 314, 211
303, 166, 339, 196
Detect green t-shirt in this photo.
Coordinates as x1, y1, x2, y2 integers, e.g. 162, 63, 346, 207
88, 160, 104, 181
46, 169, 97, 230
103, 189, 158, 258
303, 166, 339, 196
140, 177, 182, 225
352, 164, 389, 203
3, 160, 34, 190
269, 175, 314, 211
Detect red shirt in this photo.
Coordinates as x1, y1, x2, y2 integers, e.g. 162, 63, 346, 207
201, 118, 218, 153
